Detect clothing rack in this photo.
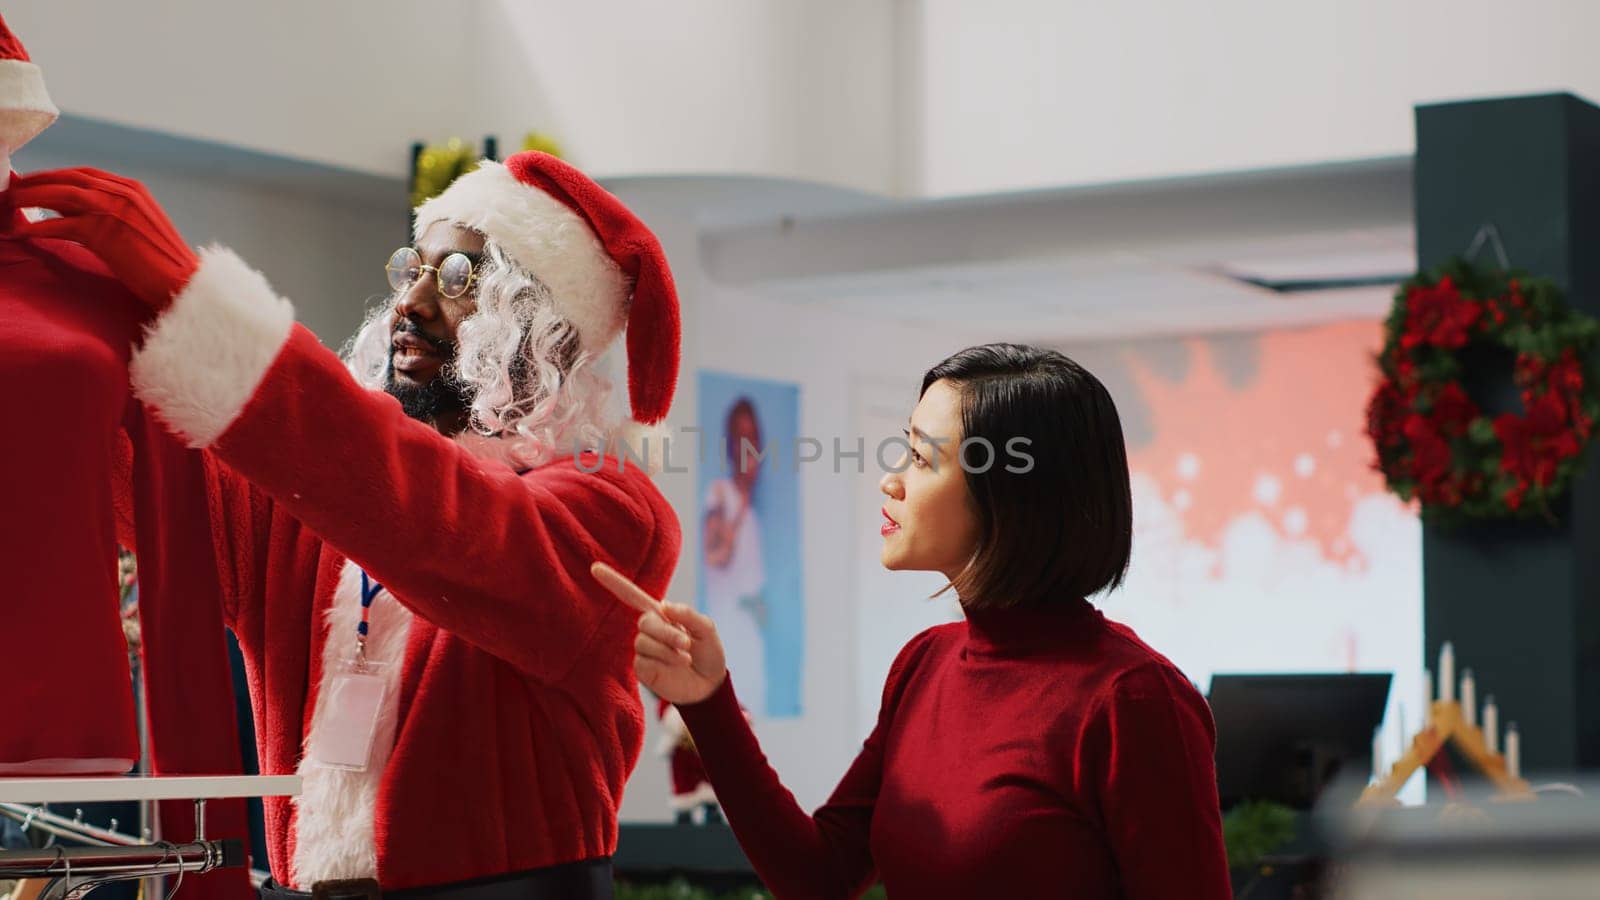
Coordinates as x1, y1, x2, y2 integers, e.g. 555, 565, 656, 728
0, 801, 143, 847
0, 840, 238, 899
0, 800, 238, 899
0, 775, 299, 898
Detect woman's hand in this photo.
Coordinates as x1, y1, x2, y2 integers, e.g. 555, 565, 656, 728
10, 167, 198, 311
591, 561, 727, 705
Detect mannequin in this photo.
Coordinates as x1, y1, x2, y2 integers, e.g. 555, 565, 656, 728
0, 168, 146, 775
0, 15, 145, 774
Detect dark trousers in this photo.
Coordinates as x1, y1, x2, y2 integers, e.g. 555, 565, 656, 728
258, 858, 613, 900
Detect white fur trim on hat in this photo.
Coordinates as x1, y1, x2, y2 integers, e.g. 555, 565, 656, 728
0, 59, 57, 150
129, 246, 296, 448
412, 161, 631, 355
610, 418, 673, 475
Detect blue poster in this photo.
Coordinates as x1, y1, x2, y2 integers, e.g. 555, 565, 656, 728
695, 370, 803, 718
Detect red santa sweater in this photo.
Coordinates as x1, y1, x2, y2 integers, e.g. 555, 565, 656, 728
679, 598, 1232, 899
121, 247, 682, 890
1, 221, 141, 773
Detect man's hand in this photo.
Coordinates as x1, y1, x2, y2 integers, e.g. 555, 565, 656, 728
10, 167, 198, 311
591, 561, 727, 705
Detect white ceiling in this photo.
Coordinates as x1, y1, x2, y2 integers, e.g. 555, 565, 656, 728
749, 229, 1412, 343
639, 157, 1416, 343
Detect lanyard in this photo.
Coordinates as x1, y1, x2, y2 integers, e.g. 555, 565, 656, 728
357, 570, 384, 670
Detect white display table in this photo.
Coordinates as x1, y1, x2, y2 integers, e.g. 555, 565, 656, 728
0, 774, 300, 804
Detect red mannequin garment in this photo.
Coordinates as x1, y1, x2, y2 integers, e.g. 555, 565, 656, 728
0, 204, 141, 773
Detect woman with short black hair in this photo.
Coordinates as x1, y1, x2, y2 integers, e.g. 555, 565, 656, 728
913, 343, 1135, 609
596, 344, 1231, 899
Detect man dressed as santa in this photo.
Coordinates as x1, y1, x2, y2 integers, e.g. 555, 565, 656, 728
10, 151, 683, 898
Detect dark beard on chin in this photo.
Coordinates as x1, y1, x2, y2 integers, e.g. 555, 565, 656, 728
384, 353, 472, 425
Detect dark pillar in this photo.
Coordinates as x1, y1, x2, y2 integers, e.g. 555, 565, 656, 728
1415, 93, 1600, 775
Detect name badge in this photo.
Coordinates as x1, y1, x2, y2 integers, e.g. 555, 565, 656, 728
310, 662, 387, 771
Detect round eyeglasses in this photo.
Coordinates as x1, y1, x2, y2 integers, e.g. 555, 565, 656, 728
385, 247, 477, 299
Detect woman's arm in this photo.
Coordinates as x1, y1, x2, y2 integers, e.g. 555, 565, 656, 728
1079, 663, 1232, 900
677, 675, 883, 899
602, 574, 937, 900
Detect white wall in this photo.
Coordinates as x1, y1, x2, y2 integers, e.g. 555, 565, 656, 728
14, 0, 1600, 197
912, 0, 1600, 194
5, 1, 511, 178
484, 0, 899, 193
5, 0, 900, 193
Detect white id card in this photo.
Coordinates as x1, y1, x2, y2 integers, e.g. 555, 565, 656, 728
310, 663, 387, 771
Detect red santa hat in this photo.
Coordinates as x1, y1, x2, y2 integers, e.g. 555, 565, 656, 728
412, 151, 680, 426
0, 13, 58, 151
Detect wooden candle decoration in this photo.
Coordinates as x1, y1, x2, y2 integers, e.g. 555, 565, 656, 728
1358, 659, 1533, 807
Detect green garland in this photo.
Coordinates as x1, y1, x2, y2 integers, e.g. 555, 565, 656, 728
613, 881, 768, 900
410, 138, 482, 208
1221, 799, 1296, 869
410, 132, 567, 207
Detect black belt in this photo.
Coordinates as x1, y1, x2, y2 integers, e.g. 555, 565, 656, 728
259, 858, 613, 900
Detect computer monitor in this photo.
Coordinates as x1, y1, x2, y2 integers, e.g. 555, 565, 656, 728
1209, 673, 1392, 810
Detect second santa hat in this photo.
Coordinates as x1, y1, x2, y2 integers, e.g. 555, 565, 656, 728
412, 151, 680, 426
0, 12, 59, 150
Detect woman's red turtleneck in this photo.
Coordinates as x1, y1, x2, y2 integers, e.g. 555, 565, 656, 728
678, 599, 1232, 899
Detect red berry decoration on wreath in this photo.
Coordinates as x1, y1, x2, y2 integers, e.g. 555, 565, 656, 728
1366, 258, 1600, 525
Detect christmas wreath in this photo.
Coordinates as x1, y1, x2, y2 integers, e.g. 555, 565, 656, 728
1366, 258, 1600, 525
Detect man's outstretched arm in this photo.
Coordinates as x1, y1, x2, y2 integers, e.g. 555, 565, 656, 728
14, 168, 683, 684
142, 283, 680, 683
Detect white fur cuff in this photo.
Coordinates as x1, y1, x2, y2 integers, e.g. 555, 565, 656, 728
130, 246, 296, 448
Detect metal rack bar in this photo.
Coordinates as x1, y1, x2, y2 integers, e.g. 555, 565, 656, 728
0, 803, 243, 897
0, 841, 229, 878
0, 803, 140, 847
